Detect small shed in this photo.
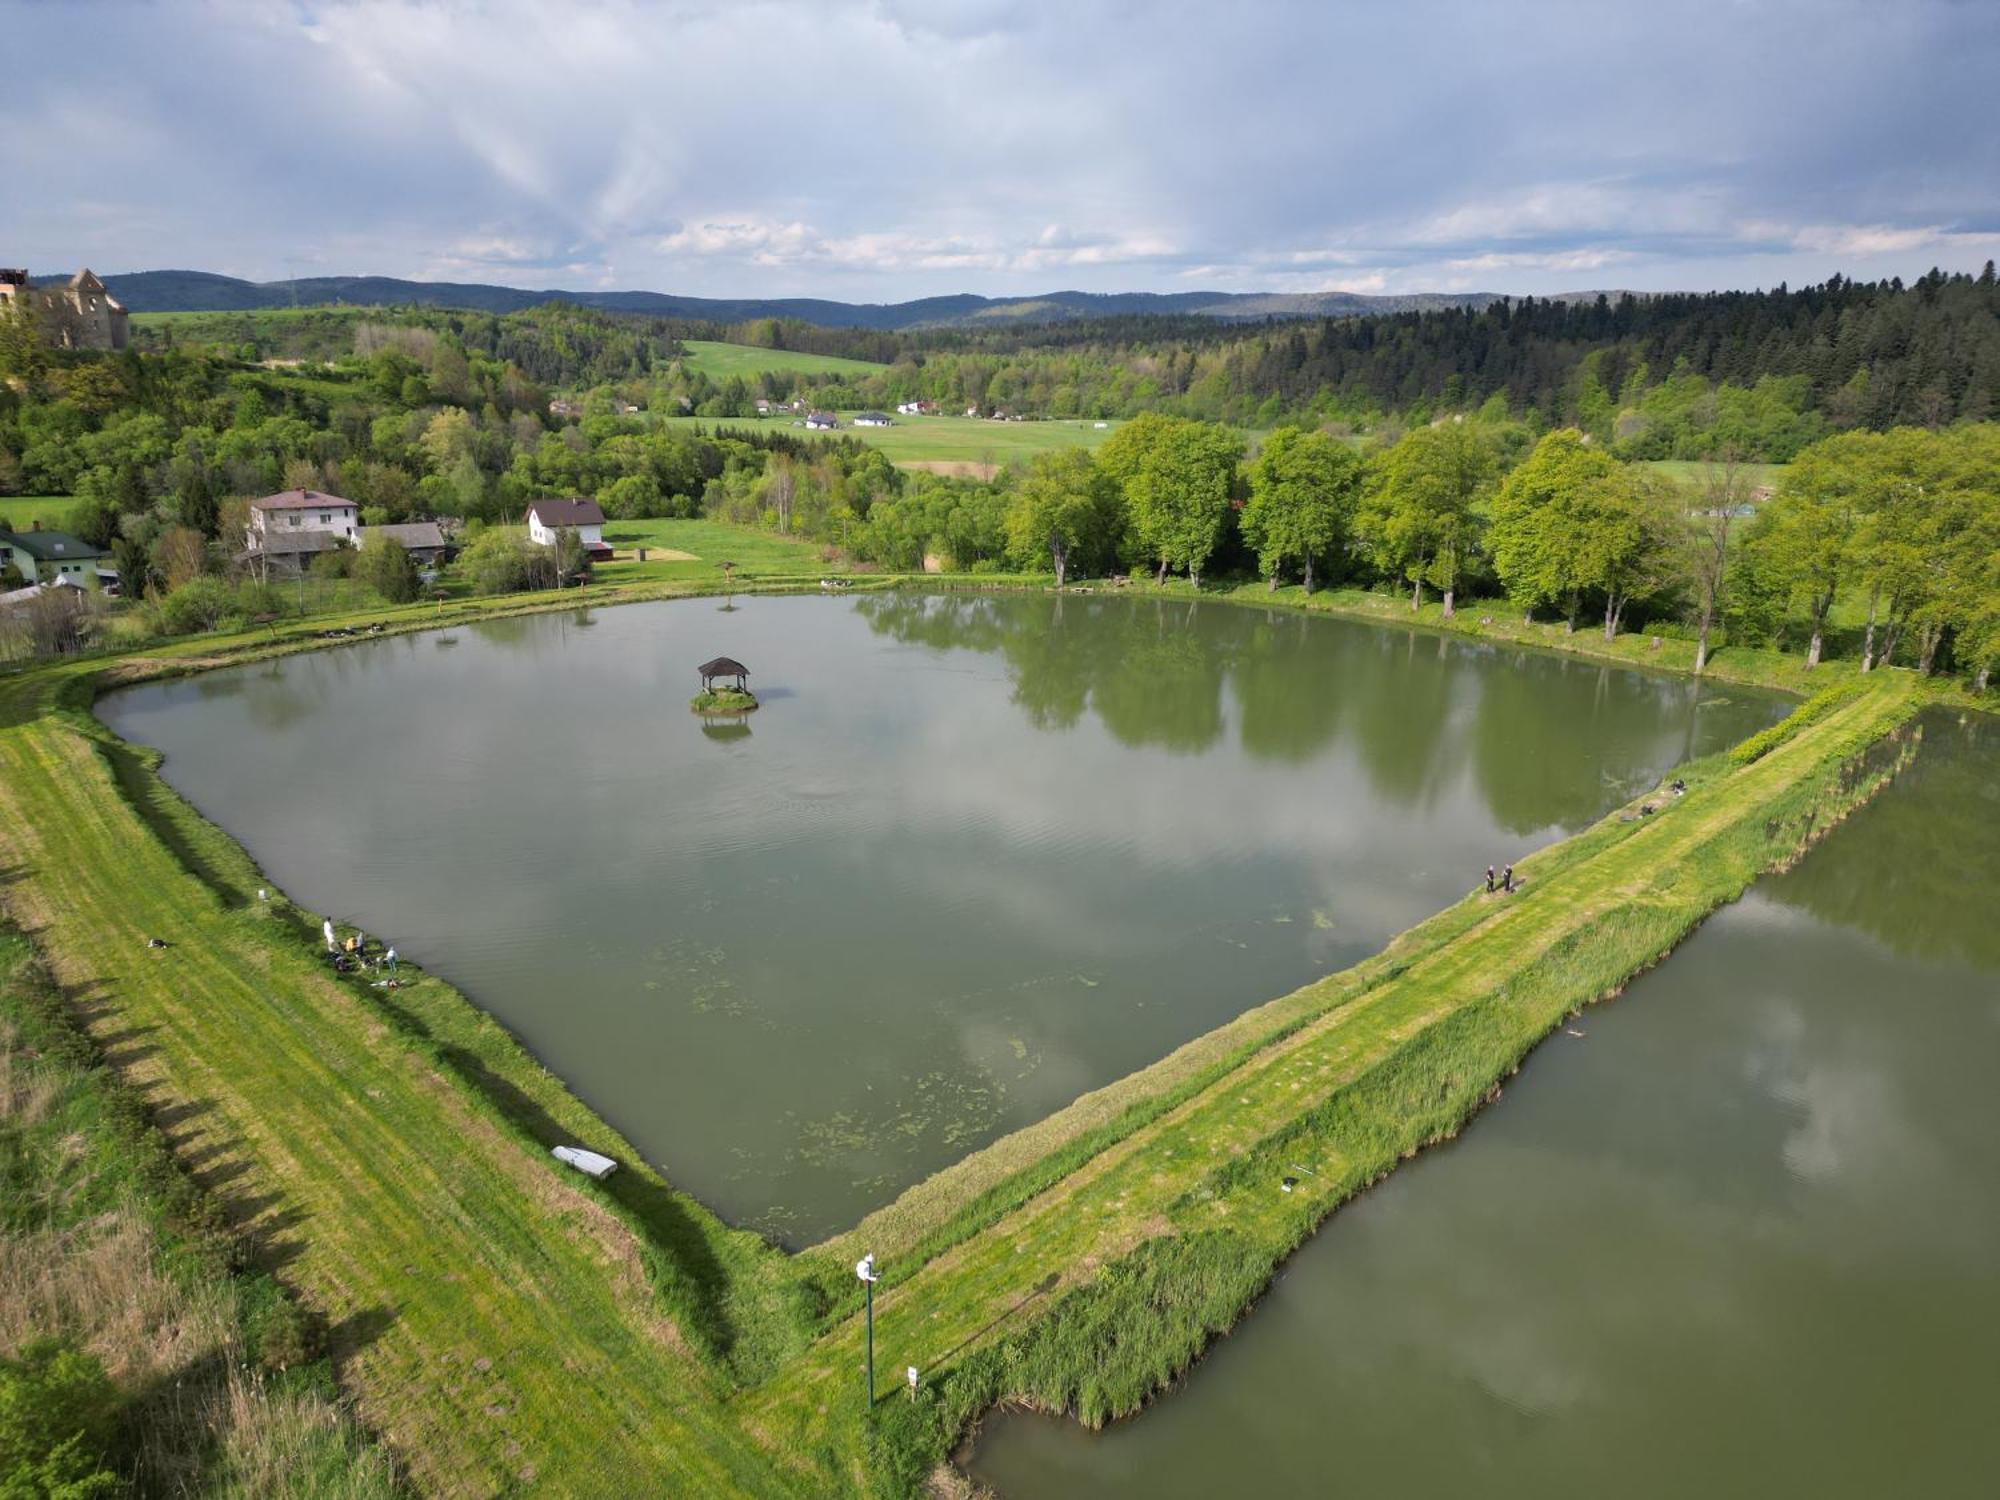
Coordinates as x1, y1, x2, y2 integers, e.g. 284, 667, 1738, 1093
699, 656, 749, 691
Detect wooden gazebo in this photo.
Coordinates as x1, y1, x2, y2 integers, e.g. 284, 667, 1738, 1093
698, 656, 749, 692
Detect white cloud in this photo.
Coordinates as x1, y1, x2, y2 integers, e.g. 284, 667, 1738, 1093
0, 0, 1993, 299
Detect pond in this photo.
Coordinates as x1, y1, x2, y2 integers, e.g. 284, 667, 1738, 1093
969, 710, 2000, 1498
98, 592, 1782, 1242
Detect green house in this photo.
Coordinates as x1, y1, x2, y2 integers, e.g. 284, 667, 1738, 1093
0, 527, 106, 589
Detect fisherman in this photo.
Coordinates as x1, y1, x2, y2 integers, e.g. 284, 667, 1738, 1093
1503, 864, 1515, 893
385, 946, 398, 970
323, 918, 337, 953
1485, 865, 1496, 894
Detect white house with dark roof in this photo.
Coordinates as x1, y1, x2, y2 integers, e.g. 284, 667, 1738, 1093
525, 498, 613, 562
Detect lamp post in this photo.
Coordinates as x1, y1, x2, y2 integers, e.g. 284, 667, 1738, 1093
855, 1252, 880, 1409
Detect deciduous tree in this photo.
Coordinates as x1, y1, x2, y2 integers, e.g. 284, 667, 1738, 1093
1240, 426, 1363, 592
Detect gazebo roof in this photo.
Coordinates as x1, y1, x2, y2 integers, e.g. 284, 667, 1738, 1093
699, 656, 749, 677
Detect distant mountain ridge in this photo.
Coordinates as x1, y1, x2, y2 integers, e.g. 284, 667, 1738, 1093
93, 269, 1507, 329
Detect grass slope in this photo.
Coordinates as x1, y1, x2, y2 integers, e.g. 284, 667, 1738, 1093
0, 661, 809, 1498
650, 412, 1127, 467
2, 926, 402, 1495
0, 577, 1929, 1496
678, 340, 888, 380
0, 497, 77, 532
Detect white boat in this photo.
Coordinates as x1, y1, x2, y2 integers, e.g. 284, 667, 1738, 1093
552, 1145, 618, 1180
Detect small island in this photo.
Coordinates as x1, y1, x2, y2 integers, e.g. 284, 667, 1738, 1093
691, 655, 758, 714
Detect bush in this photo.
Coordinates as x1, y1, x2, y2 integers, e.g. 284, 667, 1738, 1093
241, 1281, 322, 1372
353, 533, 419, 604
0, 1338, 120, 1499
1728, 679, 1867, 766
600, 473, 663, 519
308, 547, 354, 580
155, 575, 235, 635
457, 527, 545, 595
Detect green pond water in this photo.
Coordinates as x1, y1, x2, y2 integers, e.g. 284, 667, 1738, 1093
971, 710, 2000, 1498
98, 592, 1781, 1242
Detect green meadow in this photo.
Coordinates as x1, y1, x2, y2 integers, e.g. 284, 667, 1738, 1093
0, 496, 77, 531
655, 411, 1129, 469
676, 339, 889, 380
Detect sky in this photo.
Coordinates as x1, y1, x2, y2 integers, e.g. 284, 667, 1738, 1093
5, 0, 1997, 304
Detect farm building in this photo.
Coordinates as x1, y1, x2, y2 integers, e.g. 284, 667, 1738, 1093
358, 522, 454, 566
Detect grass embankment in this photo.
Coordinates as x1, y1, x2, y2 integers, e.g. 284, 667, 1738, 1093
1, 925, 400, 1495
0, 572, 1930, 1496
0, 659, 812, 1496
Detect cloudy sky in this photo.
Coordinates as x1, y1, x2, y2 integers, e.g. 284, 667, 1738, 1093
6, 0, 1996, 302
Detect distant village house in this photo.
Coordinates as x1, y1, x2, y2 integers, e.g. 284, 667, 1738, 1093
853, 412, 893, 427
0, 268, 129, 351
805, 411, 838, 430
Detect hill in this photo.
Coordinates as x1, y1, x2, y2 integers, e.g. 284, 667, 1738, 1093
94, 269, 1503, 329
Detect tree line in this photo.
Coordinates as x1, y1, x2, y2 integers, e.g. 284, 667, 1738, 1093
787, 414, 1996, 686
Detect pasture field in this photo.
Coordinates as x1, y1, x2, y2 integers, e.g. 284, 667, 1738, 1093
1641, 458, 1788, 491
677, 339, 888, 380
591, 517, 831, 586
0, 495, 76, 531
656, 411, 1129, 467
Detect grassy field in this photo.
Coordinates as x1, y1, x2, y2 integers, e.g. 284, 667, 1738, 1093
0, 496, 76, 532
656, 411, 1128, 468
1641, 458, 1788, 491
0, 574, 1933, 1495
677, 340, 888, 381
129, 307, 380, 328
591, 517, 833, 588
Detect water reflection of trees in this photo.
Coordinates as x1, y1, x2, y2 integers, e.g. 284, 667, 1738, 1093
854, 592, 1737, 831
700, 715, 754, 745
1770, 714, 2000, 969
